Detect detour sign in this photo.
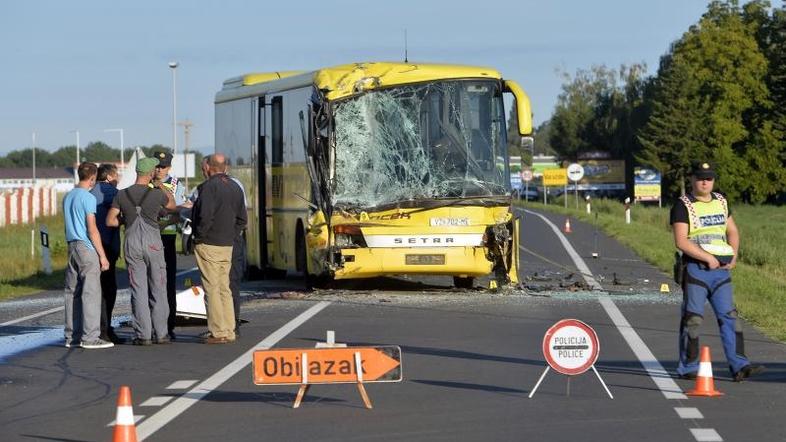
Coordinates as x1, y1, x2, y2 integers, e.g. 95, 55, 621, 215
542, 319, 599, 376
253, 346, 402, 385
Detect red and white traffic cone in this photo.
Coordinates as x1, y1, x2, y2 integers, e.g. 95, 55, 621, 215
686, 346, 724, 397
113, 386, 138, 442
563, 218, 572, 234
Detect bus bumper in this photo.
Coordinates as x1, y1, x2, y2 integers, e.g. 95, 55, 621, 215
333, 246, 494, 279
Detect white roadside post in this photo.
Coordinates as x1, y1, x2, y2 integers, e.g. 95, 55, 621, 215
40, 225, 52, 274
586, 195, 591, 215
624, 197, 631, 224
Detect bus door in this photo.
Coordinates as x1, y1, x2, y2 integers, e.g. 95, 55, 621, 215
265, 95, 284, 270
257, 96, 269, 269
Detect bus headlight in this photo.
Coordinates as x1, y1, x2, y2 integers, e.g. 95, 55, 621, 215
333, 224, 366, 247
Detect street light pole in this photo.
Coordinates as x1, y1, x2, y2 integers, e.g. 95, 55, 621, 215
104, 128, 124, 168
169, 62, 179, 159
69, 130, 80, 164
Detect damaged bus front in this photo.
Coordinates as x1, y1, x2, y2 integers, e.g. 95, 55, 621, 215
302, 66, 533, 288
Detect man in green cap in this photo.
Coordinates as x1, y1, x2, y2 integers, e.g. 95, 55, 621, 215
106, 157, 175, 345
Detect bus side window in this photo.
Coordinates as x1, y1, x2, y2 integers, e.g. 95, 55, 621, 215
271, 96, 283, 165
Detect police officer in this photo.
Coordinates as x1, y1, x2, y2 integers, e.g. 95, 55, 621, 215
152, 151, 189, 340
671, 162, 764, 381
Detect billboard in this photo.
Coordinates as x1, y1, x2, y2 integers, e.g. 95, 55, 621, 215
566, 159, 625, 191
634, 167, 661, 202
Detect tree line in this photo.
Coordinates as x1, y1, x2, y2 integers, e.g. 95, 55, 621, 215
542, 0, 786, 203
0, 142, 203, 171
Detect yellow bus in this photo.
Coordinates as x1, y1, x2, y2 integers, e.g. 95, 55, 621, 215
215, 62, 532, 288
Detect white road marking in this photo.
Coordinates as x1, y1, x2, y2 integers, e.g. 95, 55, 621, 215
0, 267, 198, 329
140, 396, 174, 407
599, 297, 687, 400
524, 208, 687, 400
136, 301, 331, 441
175, 267, 199, 277
166, 380, 199, 390
675, 407, 703, 419
106, 415, 145, 427
522, 210, 603, 290
690, 428, 723, 442
0, 307, 64, 327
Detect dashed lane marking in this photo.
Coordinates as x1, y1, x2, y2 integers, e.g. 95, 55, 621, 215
675, 407, 704, 419
690, 428, 723, 442
136, 301, 331, 441
141, 396, 175, 407
166, 380, 199, 390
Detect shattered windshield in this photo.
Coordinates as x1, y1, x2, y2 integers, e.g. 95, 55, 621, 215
332, 80, 509, 209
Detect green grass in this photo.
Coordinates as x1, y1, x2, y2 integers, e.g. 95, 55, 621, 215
519, 197, 786, 341
0, 214, 70, 299
0, 210, 181, 300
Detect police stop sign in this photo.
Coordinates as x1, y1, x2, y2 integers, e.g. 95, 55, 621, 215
542, 319, 599, 375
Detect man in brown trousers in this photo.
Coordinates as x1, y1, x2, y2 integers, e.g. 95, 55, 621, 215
192, 154, 247, 343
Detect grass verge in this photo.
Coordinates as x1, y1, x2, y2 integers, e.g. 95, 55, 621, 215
518, 198, 786, 342
0, 213, 130, 301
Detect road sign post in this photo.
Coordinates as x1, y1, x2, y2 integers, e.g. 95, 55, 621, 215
253, 332, 402, 409
567, 163, 585, 210
521, 168, 533, 202
543, 169, 567, 207
528, 319, 612, 399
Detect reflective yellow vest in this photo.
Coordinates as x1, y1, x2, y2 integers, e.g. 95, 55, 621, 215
679, 192, 735, 258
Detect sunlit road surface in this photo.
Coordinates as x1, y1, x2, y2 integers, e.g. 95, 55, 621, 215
1, 208, 785, 442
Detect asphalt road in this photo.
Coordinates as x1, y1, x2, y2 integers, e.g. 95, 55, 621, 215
1, 207, 785, 442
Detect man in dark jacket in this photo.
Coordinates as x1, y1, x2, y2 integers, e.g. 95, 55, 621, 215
192, 153, 247, 344
90, 163, 122, 343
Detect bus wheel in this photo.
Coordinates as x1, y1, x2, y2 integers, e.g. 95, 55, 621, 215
297, 223, 327, 290
296, 223, 307, 275
453, 276, 474, 289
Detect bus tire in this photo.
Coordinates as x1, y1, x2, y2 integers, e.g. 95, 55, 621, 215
453, 276, 474, 289
297, 223, 334, 290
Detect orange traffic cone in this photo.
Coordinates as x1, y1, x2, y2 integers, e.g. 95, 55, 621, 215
113, 386, 138, 442
686, 346, 724, 397
563, 218, 572, 233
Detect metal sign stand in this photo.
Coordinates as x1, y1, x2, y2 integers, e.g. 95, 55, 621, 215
292, 331, 373, 409
528, 364, 613, 399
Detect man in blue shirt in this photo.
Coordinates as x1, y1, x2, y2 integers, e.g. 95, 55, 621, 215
63, 162, 112, 349
90, 163, 122, 344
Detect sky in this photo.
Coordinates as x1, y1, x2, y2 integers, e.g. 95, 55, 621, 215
0, 0, 710, 156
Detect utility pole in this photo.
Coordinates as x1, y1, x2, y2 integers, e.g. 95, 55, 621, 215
178, 119, 193, 191
32, 131, 37, 186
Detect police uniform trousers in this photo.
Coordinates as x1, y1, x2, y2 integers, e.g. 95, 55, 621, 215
161, 233, 178, 334
678, 262, 750, 376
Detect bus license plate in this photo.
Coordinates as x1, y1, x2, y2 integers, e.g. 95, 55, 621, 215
405, 254, 445, 265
